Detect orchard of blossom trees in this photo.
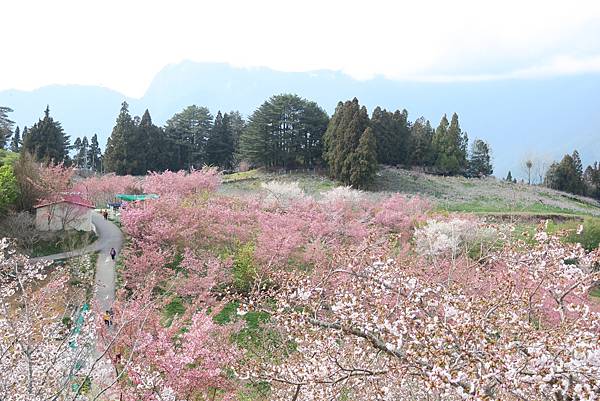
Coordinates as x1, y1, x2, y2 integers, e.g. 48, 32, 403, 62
2, 167, 600, 400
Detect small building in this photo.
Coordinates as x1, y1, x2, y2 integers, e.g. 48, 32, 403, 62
34, 195, 95, 232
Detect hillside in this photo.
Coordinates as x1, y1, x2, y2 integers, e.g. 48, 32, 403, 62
1, 61, 600, 178
222, 166, 600, 217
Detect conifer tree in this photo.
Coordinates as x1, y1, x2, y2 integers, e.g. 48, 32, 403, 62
22, 106, 70, 163
21, 126, 28, 145
409, 117, 434, 167
80, 136, 89, 168
206, 111, 235, 169
89, 134, 102, 172
240, 94, 328, 168
349, 126, 378, 188
104, 102, 133, 175
164, 105, 213, 170
323, 98, 376, 188
506, 171, 513, 182
72, 137, 83, 166
432, 113, 468, 175
468, 139, 493, 177
0, 106, 14, 149
141, 110, 168, 173
371, 107, 395, 164
572, 150, 583, 179
228, 111, 245, 159
9, 126, 21, 152
545, 152, 585, 195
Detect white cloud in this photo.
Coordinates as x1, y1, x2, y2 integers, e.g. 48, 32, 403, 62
1, 0, 600, 97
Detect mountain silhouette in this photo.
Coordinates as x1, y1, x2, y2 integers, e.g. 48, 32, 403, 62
1, 60, 599, 177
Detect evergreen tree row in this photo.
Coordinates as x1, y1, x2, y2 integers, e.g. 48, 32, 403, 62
72, 134, 102, 171
4, 95, 493, 190
545, 150, 600, 199
103, 102, 243, 175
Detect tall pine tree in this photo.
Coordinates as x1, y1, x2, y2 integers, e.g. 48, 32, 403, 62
22, 106, 70, 163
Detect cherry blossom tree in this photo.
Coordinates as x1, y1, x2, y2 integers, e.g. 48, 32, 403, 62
0, 239, 100, 401
240, 227, 600, 400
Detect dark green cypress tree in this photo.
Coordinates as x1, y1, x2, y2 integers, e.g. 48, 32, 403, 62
104, 102, 133, 175
323, 98, 375, 187
349, 126, 378, 188
126, 110, 152, 175
323, 101, 345, 177
506, 171, 513, 182
371, 107, 394, 164
9, 126, 20, 152
393, 109, 411, 165
22, 106, 70, 163
141, 110, 168, 173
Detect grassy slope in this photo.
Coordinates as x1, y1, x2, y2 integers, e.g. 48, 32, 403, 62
375, 167, 600, 217
222, 167, 600, 217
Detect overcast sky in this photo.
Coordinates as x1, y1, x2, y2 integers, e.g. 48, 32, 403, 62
2, 0, 600, 98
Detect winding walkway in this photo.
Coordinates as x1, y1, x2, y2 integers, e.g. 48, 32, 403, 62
36, 211, 123, 311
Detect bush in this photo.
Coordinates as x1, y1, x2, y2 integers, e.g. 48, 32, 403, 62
566, 218, 600, 252
0, 164, 19, 214
232, 243, 257, 293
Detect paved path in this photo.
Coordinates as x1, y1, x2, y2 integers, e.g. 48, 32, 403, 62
37, 211, 123, 311
91, 212, 123, 311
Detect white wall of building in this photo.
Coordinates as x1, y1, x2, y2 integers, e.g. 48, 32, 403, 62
35, 202, 93, 232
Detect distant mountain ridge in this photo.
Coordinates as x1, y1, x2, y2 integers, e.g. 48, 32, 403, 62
1, 60, 599, 178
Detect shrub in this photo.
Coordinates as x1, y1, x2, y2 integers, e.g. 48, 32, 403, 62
566, 218, 600, 252
232, 243, 257, 293
0, 164, 18, 214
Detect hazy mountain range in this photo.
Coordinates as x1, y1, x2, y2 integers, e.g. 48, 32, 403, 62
1, 60, 599, 179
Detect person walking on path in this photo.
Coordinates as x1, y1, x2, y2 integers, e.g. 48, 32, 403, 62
110, 247, 116, 261
103, 310, 111, 327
